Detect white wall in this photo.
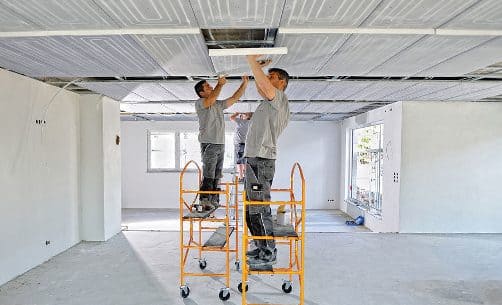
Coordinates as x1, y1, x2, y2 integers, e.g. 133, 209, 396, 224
399, 102, 502, 233
80, 95, 121, 241
340, 103, 402, 232
0, 69, 80, 285
121, 120, 341, 209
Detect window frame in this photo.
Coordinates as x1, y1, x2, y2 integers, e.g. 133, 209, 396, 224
348, 122, 384, 216
147, 130, 236, 173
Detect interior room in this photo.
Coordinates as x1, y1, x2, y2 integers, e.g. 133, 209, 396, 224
1, 1, 502, 305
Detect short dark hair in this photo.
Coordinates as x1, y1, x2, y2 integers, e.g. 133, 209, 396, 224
194, 80, 206, 98
268, 68, 289, 89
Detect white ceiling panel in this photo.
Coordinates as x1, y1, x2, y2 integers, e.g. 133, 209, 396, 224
211, 54, 283, 76
314, 113, 348, 121
442, 0, 502, 30
1, 0, 117, 30
420, 37, 502, 77
289, 113, 321, 121
368, 36, 493, 77
95, 0, 197, 27
0, 35, 166, 77
419, 82, 502, 101
190, 0, 285, 28
313, 81, 375, 100
382, 82, 456, 100
119, 83, 179, 101
274, 34, 349, 76
285, 81, 330, 100
320, 34, 423, 76
135, 34, 214, 76
362, 0, 478, 28
78, 82, 146, 102
121, 103, 196, 114
281, 0, 381, 27
449, 83, 502, 101
0, 4, 38, 31
226, 102, 259, 113
347, 81, 418, 101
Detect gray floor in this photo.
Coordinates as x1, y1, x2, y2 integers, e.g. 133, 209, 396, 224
122, 208, 370, 233
1, 231, 501, 305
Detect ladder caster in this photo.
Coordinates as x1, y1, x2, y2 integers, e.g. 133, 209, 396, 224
199, 259, 207, 270
180, 285, 190, 298
238, 282, 248, 293
282, 281, 292, 293
235, 260, 240, 270
219, 287, 230, 301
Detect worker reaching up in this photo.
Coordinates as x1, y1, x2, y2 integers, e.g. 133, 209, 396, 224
194, 74, 249, 211
244, 56, 290, 267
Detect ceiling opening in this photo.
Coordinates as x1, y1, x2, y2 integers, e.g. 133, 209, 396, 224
201, 28, 278, 49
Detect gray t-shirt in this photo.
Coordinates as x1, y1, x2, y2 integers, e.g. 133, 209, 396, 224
195, 98, 228, 144
234, 117, 250, 144
244, 89, 290, 159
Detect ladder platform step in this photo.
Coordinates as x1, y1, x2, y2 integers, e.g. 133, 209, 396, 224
273, 223, 298, 237
204, 226, 235, 247
183, 208, 215, 219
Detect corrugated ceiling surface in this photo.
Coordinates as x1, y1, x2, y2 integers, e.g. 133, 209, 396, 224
0, 36, 166, 77
211, 54, 283, 76
362, 0, 478, 28
0, 0, 117, 30
135, 34, 214, 76
274, 33, 348, 76
320, 34, 424, 76
285, 81, 330, 100
78, 82, 146, 102
0, 4, 39, 31
442, 0, 502, 29
191, 0, 285, 28
280, 0, 381, 27
368, 36, 494, 77
419, 82, 502, 101
95, 0, 197, 28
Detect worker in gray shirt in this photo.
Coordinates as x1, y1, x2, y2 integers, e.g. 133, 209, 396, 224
244, 56, 290, 267
230, 112, 253, 182
194, 75, 249, 211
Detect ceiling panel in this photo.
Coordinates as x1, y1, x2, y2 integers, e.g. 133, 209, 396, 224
78, 82, 146, 101
313, 81, 375, 100
289, 113, 321, 121
274, 33, 349, 76
119, 83, 179, 101
121, 103, 196, 114
190, 0, 285, 28
0, 35, 166, 77
1, 0, 117, 30
419, 82, 502, 101
320, 34, 424, 76
347, 81, 418, 101
362, 0, 478, 28
95, 0, 197, 27
0, 3, 38, 31
211, 54, 283, 76
314, 113, 351, 121
135, 34, 214, 76
368, 36, 493, 77
442, 0, 502, 30
420, 37, 502, 77
285, 81, 330, 100
226, 102, 259, 113
382, 82, 456, 100
281, 0, 381, 27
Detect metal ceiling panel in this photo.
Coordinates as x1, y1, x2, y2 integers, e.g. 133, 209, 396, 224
211, 54, 282, 76
285, 81, 330, 100
281, 0, 381, 27
135, 34, 214, 76
226, 102, 259, 113
314, 113, 350, 121
419, 82, 502, 101
347, 81, 418, 101
0, 3, 38, 31
121, 103, 196, 114
1, 0, 117, 30
158, 80, 263, 101
290, 113, 322, 121
382, 82, 456, 101
118, 83, 179, 101
442, 0, 502, 30
0, 35, 166, 77
274, 33, 349, 76
368, 36, 493, 77
95, 0, 197, 27
420, 37, 502, 77
320, 34, 423, 76
362, 0, 478, 28
313, 81, 375, 100
449, 84, 502, 101
77, 82, 146, 102
190, 0, 285, 28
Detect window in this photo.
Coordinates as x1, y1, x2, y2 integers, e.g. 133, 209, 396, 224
148, 131, 176, 171
349, 124, 384, 215
148, 130, 235, 172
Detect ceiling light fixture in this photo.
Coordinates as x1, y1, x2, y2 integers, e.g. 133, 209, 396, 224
208, 47, 288, 57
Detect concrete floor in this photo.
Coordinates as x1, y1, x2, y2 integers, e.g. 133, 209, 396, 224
122, 208, 370, 233
1, 210, 501, 305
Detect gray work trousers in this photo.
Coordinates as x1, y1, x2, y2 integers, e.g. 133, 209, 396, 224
245, 157, 276, 250
200, 143, 224, 203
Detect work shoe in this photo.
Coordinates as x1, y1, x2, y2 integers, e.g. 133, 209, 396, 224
200, 198, 214, 211
246, 248, 277, 266
246, 248, 261, 258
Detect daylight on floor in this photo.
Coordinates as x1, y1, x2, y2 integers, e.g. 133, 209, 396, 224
1, 1, 502, 305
